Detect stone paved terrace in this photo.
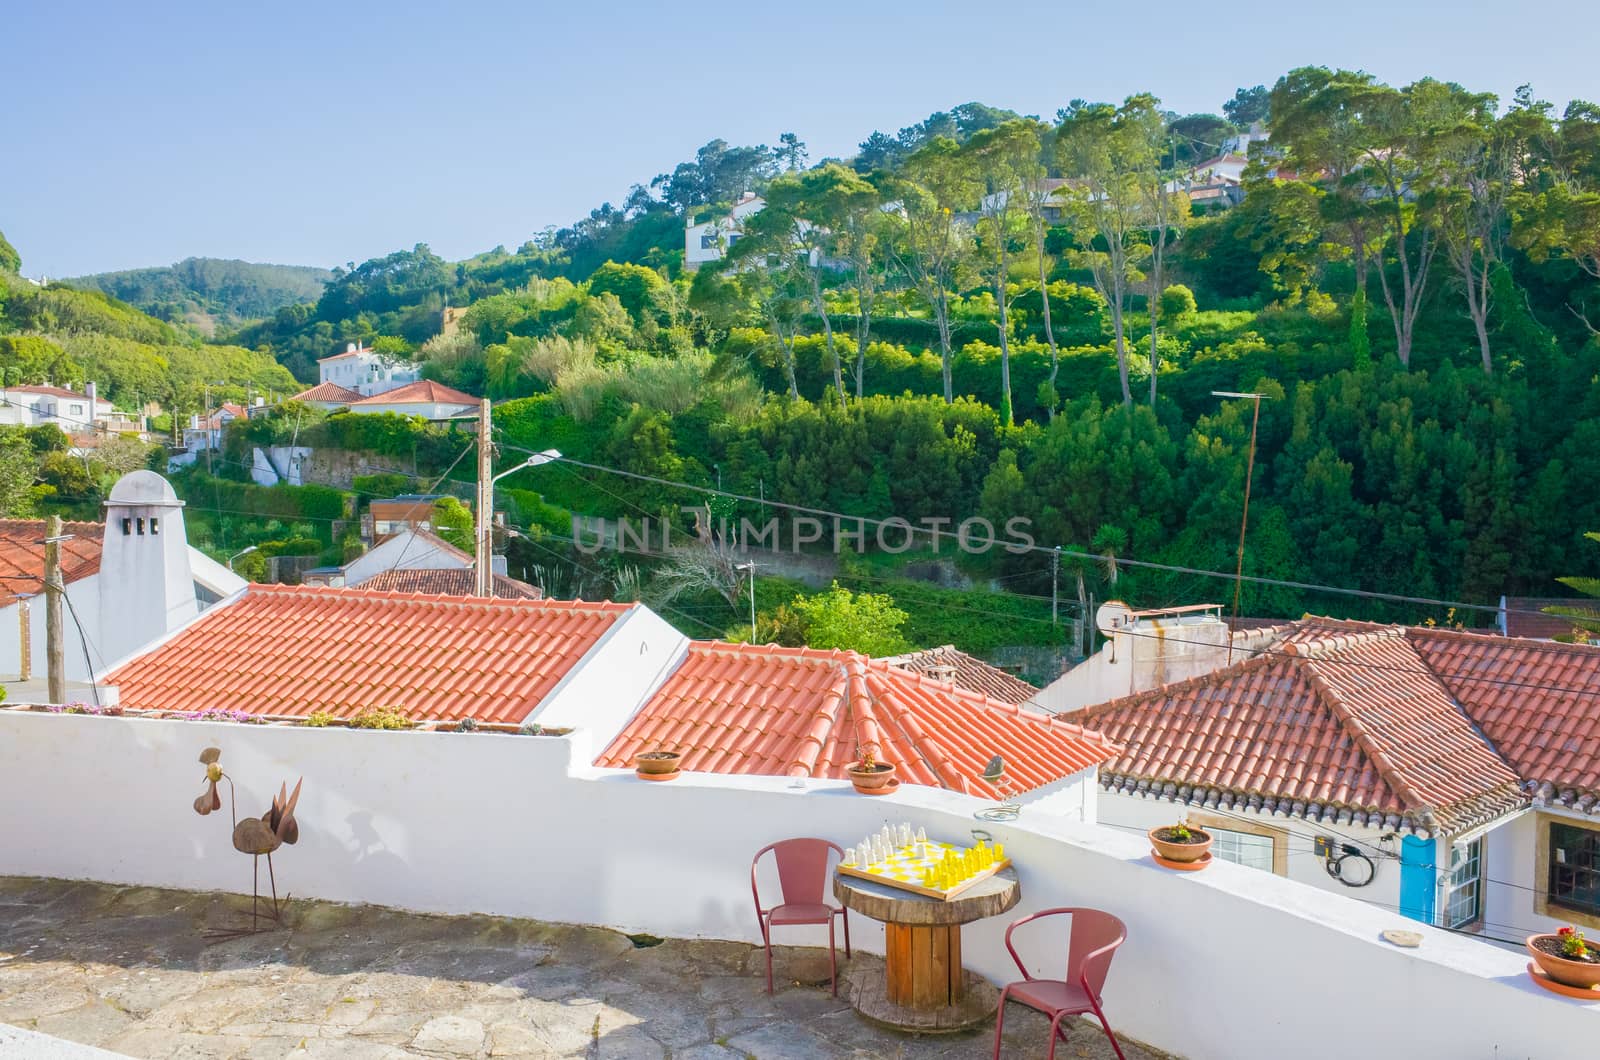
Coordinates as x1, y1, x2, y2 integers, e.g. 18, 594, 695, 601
0, 878, 1171, 1060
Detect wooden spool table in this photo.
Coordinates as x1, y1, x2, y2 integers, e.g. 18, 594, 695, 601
833, 865, 1019, 1032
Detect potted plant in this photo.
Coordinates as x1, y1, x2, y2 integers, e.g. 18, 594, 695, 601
1528, 927, 1600, 990
847, 743, 896, 793
1148, 822, 1213, 865
634, 745, 682, 777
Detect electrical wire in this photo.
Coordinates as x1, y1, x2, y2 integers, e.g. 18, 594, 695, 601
501, 447, 1595, 627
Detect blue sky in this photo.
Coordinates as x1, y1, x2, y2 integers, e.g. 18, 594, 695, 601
6, 0, 1595, 277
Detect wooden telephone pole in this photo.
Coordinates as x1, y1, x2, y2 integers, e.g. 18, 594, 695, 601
474, 399, 493, 597
44, 514, 65, 702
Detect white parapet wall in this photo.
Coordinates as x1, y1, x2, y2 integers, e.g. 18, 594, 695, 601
0, 708, 1595, 1060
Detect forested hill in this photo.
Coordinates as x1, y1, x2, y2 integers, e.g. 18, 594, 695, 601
66, 258, 332, 336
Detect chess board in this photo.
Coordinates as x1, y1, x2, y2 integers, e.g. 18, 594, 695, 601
837, 840, 1012, 901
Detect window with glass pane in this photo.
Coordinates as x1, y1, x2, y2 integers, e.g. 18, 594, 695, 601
1444, 838, 1482, 928
1549, 824, 1600, 916
1209, 827, 1274, 872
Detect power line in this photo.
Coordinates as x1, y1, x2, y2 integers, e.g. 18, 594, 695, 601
504, 449, 1585, 624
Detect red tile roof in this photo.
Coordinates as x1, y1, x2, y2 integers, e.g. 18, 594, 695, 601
291, 382, 362, 405
883, 645, 1038, 705
0, 520, 104, 605
596, 642, 1119, 797
359, 568, 542, 599
348, 380, 477, 407
105, 585, 630, 724
1408, 627, 1600, 812
1501, 597, 1597, 640
4, 385, 102, 402
1066, 621, 1527, 833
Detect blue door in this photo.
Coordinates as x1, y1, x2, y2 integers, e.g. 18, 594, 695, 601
1399, 835, 1436, 924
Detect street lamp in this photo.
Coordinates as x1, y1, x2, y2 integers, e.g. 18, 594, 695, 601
476, 449, 562, 596
493, 448, 562, 486
227, 545, 258, 572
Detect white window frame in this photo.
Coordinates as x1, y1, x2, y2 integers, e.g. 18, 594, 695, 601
1444, 837, 1483, 928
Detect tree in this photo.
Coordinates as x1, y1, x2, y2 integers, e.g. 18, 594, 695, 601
1136, 98, 1192, 403
1012, 120, 1065, 393
0, 229, 19, 274
776, 132, 808, 172
431, 497, 474, 551
1360, 79, 1492, 367
1433, 104, 1519, 374
760, 165, 881, 400
1057, 99, 1152, 405
0, 428, 38, 517
790, 582, 911, 655
1270, 68, 1382, 295
967, 121, 1044, 425
1167, 113, 1236, 166
1546, 532, 1600, 641
1223, 85, 1271, 127
886, 138, 979, 403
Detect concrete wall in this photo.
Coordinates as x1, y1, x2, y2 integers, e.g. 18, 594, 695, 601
0, 578, 101, 681
1, 709, 1595, 1060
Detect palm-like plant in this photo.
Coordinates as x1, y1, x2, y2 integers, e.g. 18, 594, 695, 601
1546, 531, 1600, 641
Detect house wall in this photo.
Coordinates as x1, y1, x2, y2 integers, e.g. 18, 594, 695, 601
1099, 790, 1409, 918
2, 709, 1596, 1060
1487, 808, 1600, 937
1013, 766, 1098, 824
0, 577, 102, 681
340, 531, 469, 585
1030, 614, 1233, 714
528, 605, 688, 737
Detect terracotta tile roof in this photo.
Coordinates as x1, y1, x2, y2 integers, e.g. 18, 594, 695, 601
4, 385, 101, 401
0, 520, 104, 604
1502, 597, 1596, 640
595, 642, 1119, 797
291, 382, 362, 405
1066, 621, 1527, 833
360, 568, 542, 599
348, 380, 477, 407
883, 645, 1038, 705
105, 585, 630, 724
1407, 628, 1600, 812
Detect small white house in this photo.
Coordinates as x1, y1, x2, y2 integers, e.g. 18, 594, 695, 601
182, 402, 247, 452
0, 383, 116, 434
317, 342, 422, 398
684, 192, 765, 271
0, 471, 246, 684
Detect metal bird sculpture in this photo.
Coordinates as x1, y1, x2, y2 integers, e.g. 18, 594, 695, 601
191, 746, 302, 938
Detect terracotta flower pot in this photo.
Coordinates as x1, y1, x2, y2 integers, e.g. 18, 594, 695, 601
1148, 826, 1213, 864
847, 761, 897, 793
634, 751, 682, 776
1528, 935, 1600, 989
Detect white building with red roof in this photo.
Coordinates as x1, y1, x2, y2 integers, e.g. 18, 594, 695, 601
0, 382, 116, 434
317, 341, 421, 397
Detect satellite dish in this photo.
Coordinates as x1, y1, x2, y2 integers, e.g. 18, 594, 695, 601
1095, 600, 1133, 636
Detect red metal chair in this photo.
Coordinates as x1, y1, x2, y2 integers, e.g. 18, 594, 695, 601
751, 838, 851, 996
992, 907, 1128, 1060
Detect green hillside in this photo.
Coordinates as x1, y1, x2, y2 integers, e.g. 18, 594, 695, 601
66, 257, 332, 335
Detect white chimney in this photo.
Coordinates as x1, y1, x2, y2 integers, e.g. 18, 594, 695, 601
85, 381, 97, 406
97, 471, 197, 668
347, 342, 357, 354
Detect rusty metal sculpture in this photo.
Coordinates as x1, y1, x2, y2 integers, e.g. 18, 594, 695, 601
193, 747, 302, 938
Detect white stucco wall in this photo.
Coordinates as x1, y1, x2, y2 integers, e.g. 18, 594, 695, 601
1, 710, 1596, 1059
1030, 614, 1234, 714
0, 578, 101, 681
1099, 790, 1409, 920
529, 605, 688, 738
1486, 808, 1600, 940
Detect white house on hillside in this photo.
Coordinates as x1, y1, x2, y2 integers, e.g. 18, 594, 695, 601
684, 192, 765, 271
317, 342, 422, 398
0, 383, 116, 434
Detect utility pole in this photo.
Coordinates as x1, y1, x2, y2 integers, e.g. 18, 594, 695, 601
1214, 390, 1268, 661
738, 561, 757, 642
475, 398, 493, 597
43, 515, 65, 703
1051, 546, 1060, 627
